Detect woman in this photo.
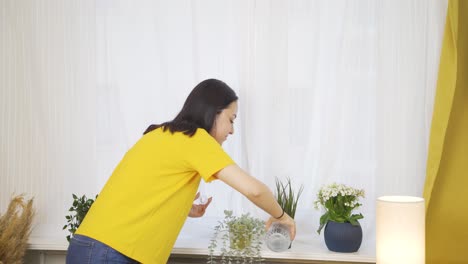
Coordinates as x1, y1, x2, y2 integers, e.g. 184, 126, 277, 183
66, 79, 296, 264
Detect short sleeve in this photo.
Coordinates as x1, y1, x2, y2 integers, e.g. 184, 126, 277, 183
185, 129, 235, 182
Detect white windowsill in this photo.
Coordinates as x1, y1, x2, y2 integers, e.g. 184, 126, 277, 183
28, 213, 376, 263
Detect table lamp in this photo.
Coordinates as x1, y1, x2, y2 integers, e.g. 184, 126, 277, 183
376, 196, 425, 264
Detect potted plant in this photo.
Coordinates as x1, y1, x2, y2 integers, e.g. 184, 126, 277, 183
208, 210, 265, 264
63, 194, 97, 241
275, 177, 304, 219
273, 177, 303, 249
314, 183, 365, 253
0, 195, 34, 263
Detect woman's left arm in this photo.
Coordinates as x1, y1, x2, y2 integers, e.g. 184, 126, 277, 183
188, 192, 213, 218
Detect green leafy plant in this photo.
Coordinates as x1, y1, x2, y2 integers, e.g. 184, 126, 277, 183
275, 177, 304, 219
208, 210, 265, 264
63, 194, 97, 241
314, 183, 365, 234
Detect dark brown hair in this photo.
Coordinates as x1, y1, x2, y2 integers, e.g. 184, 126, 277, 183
144, 79, 238, 136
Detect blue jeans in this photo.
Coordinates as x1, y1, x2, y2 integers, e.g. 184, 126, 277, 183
66, 234, 139, 264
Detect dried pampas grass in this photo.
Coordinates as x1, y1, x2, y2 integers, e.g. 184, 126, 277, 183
0, 195, 35, 264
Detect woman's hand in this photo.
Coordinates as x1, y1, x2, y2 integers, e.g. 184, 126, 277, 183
265, 213, 296, 240
188, 192, 212, 218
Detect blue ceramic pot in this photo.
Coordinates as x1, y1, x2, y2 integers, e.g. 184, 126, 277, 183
324, 221, 362, 253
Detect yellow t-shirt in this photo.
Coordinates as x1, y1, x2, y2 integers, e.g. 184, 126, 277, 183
76, 128, 234, 263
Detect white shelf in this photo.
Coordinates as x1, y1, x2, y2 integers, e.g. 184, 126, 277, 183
28, 214, 376, 263
173, 217, 375, 263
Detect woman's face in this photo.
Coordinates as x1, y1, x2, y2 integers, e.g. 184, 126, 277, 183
210, 101, 238, 145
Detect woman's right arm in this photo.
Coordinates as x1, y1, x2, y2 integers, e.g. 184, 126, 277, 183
214, 164, 296, 240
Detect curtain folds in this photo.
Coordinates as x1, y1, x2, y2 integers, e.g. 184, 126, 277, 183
423, 0, 468, 262
0, 1, 447, 246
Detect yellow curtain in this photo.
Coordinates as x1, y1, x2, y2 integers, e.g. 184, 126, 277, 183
423, 0, 468, 263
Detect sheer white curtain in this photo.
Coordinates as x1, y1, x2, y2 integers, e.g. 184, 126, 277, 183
0, 0, 447, 241
0, 0, 99, 236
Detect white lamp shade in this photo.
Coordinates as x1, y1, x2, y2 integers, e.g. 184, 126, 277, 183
376, 196, 425, 264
